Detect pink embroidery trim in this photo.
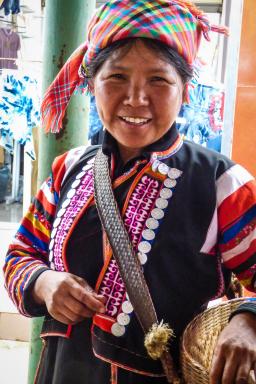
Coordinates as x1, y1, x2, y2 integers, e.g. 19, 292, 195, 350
52, 169, 94, 271
99, 174, 161, 317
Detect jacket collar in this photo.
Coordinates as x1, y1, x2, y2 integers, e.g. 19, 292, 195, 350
102, 123, 182, 162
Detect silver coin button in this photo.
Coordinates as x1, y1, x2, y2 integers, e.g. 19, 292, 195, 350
117, 313, 130, 326
49, 250, 53, 262
160, 188, 172, 199
49, 239, 54, 250
53, 217, 61, 228
146, 218, 159, 230
71, 180, 80, 189
164, 178, 177, 189
51, 228, 57, 238
151, 208, 164, 220
62, 199, 71, 209
57, 208, 65, 218
152, 160, 160, 172
50, 262, 55, 270
156, 198, 168, 209
158, 163, 169, 175
82, 164, 92, 171
168, 168, 182, 179
111, 323, 126, 337
67, 189, 76, 199
138, 241, 151, 254
142, 229, 155, 241
138, 252, 148, 265
76, 171, 86, 179
122, 301, 133, 314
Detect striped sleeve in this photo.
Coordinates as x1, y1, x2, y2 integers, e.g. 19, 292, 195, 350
3, 146, 88, 316
217, 164, 256, 292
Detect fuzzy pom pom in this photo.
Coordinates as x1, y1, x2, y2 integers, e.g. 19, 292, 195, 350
144, 321, 175, 360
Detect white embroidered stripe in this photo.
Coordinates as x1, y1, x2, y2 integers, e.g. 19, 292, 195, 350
11, 237, 31, 249
61, 145, 89, 186
216, 164, 254, 208
41, 181, 56, 205
221, 229, 256, 262
200, 205, 218, 253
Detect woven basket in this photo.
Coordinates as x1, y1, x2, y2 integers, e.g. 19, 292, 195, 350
180, 298, 256, 384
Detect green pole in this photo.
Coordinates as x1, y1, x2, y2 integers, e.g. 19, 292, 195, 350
27, 1, 96, 383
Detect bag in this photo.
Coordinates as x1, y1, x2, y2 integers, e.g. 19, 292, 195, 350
181, 298, 256, 384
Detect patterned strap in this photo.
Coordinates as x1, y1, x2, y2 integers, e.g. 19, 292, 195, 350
93, 148, 180, 383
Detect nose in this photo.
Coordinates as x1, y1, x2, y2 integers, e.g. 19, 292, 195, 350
123, 82, 149, 107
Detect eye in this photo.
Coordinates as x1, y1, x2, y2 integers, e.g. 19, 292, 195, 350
109, 73, 126, 80
150, 76, 169, 83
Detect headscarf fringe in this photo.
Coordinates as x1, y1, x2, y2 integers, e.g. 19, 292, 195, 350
210, 24, 229, 36
41, 43, 88, 133
173, 2, 229, 43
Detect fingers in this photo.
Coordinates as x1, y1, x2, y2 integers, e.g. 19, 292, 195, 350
210, 346, 225, 384
39, 271, 106, 324
220, 351, 238, 384
210, 352, 254, 384
64, 295, 95, 319
235, 358, 253, 384
70, 276, 106, 314
210, 315, 256, 384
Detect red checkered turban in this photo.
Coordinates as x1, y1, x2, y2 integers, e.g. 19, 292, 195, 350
41, 0, 228, 133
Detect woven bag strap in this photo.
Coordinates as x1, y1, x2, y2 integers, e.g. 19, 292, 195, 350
93, 148, 180, 383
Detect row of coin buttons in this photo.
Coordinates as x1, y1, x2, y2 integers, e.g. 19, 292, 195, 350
48, 158, 95, 269
111, 160, 182, 337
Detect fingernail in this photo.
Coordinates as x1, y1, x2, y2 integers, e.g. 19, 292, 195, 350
99, 307, 105, 314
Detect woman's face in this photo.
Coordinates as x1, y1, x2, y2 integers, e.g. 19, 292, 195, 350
92, 40, 184, 158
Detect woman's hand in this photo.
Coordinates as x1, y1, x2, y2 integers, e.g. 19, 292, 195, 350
32, 270, 106, 324
210, 312, 256, 383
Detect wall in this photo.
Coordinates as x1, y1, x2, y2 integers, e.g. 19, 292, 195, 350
0, 223, 30, 341
232, 0, 256, 175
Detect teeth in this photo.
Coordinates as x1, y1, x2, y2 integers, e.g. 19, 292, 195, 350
121, 116, 149, 124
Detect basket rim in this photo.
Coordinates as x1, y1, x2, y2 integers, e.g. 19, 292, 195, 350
181, 297, 255, 350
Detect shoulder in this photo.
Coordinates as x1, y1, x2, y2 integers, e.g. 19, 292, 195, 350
182, 140, 235, 179
51, 145, 100, 193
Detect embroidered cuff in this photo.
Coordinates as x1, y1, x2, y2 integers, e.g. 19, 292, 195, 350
23, 267, 50, 317
229, 302, 256, 322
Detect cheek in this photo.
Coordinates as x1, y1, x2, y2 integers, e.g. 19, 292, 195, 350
95, 84, 120, 115
154, 90, 182, 120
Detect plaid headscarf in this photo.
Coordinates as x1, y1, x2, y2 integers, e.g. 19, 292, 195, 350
41, 0, 228, 133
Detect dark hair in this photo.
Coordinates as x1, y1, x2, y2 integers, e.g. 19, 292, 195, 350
86, 37, 193, 85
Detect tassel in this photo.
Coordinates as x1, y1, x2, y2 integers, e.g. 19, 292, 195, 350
173, 1, 229, 40
211, 24, 229, 36
144, 321, 175, 360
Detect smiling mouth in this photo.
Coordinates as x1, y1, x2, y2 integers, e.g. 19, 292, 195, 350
119, 116, 152, 125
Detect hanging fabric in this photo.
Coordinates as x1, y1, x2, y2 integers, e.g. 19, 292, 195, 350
0, 28, 21, 69
0, 0, 20, 15
177, 58, 225, 153
0, 72, 40, 159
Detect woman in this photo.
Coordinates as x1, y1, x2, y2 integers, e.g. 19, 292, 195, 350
4, 1, 256, 383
